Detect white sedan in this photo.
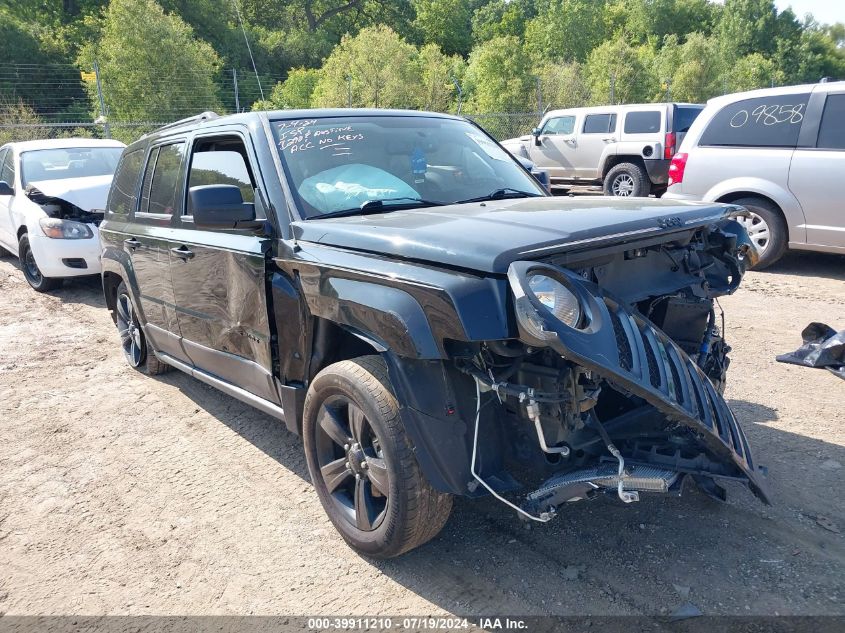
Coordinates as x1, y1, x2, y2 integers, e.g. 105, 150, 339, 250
0, 138, 125, 291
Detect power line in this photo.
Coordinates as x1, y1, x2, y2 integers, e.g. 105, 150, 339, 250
231, 0, 264, 101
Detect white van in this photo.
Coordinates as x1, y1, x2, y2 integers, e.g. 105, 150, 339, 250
664, 81, 845, 268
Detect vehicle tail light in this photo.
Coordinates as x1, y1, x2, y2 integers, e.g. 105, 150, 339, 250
667, 152, 687, 186
664, 132, 676, 159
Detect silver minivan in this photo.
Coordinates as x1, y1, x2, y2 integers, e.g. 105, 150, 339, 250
664, 81, 845, 268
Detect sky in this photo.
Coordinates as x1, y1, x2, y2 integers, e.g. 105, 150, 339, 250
773, 0, 843, 25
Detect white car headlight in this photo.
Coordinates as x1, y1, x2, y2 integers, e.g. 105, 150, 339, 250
39, 217, 94, 240
527, 274, 582, 328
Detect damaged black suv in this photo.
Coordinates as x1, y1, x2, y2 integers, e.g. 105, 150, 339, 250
100, 109, 767, 558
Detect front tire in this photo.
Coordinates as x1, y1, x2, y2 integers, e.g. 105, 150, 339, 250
731, 197, 787, 269
18, 233, 62, 292
604, 162, 650, 197
303, 356, 452, 558
114, 281, 170, 375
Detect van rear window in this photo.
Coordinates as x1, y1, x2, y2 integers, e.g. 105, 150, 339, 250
699, 94, 810, 148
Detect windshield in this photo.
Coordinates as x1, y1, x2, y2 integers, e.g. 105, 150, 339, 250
21, 147, 124, 186
270, 115, 546, 218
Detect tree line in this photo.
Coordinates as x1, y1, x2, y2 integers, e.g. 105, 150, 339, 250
2, 0, 844, 132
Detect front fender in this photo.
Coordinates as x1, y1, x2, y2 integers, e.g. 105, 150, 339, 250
299, 272, 440, 359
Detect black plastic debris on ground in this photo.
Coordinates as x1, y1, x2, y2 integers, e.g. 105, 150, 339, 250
777, 322, 845, 381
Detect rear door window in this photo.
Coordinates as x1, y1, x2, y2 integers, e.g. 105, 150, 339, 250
541, 116, 575, 135
624, 111, 661, 134
107, 149, 144, 216
816, 93, 845, 150
140, 142, 186, 216
699, 93, 810, 148
583, 113, 617, 134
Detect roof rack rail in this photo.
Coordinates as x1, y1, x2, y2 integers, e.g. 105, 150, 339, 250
142, 111, 219, 138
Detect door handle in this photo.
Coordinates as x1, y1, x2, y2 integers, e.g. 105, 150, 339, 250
124, 238, 141, 250
602, 137, 617, 142
170, 246, 195, 260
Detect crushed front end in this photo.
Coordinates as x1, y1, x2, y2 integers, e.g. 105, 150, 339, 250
453, 218, 769, 521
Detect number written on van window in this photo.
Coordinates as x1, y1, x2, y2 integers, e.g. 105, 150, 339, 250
700, 93, 811, 148
729, 103, 805, 128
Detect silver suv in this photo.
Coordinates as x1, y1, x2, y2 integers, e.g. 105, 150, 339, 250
664, 81, 845, 268
502, 103, 703, 197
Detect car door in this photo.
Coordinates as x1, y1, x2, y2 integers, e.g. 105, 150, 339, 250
126, 139, 189, 361
577, 112, 618, 179
169, 129, 278, 404
788, 90, 845, 249
528, 114, 578, 179
0, 148, 14, 251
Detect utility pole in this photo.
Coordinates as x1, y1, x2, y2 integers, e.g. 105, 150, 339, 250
345, 75, 352, 108
93, 60, 110, 139
451, 76, 463, 114
232, 68, 240, 112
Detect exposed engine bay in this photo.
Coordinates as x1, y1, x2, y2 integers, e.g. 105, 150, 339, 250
450, 220, 768, 522
26, 185, 104, 226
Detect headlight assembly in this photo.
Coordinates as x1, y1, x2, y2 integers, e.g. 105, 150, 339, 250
39, 217, 94, 240
527, 273, 582, 328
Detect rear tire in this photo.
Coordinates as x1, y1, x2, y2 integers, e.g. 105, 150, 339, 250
731, 197, 787, 269
604, 162, 650, 197
114, 281, 171, 375
303, 355, 452, 558
18, 233, 62, 292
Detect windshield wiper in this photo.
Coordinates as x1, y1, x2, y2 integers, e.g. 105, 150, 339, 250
453, 188, 543, 205
311, 197, 445, 220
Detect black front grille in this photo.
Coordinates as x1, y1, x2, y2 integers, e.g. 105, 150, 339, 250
602, 298, 754, 473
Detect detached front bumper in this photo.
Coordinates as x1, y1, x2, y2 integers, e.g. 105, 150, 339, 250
508, 260, 770, 504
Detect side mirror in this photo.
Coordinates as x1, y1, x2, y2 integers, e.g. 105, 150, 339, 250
531, 127, 542, 146
0, 181, 13, 196
189, 185, 262, 230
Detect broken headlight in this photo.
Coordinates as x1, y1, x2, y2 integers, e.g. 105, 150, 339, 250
39, 217, 94, 240
527, 274, 582, 328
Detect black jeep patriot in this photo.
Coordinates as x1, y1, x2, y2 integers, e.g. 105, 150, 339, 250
100, 109, 767, 558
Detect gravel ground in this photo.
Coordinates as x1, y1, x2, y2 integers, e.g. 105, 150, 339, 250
0, 249, 843, 617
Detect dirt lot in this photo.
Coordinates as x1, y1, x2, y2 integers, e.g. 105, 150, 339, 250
0, 249, 843, 617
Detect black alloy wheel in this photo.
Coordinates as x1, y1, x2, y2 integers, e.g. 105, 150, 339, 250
115, 290, 145, 368
314, 394, 390, 531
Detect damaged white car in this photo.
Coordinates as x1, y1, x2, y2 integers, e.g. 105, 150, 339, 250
0, 138, 125, 291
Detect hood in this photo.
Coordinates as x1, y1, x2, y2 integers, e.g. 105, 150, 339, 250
292, 197, 736, 274
26, 175, 113, 212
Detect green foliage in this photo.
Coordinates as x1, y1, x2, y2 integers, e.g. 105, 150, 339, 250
728, 53, 781, 92
0, 99, 52, 144
471, 0, 532, 43
536, 61, 590, 109
258, 68, 322, 110
413, 0, 473, 56
311, 25, 420, 108
464, 36, 534, 112
524, 0, 608, 63
3, 0, 845, 128
654, 33, 724, 102
584, 38, 659, 105
415, 44, 464, 111
79, 0, 222, 122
